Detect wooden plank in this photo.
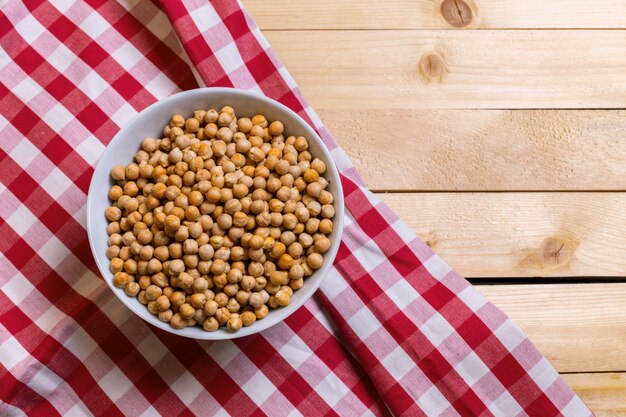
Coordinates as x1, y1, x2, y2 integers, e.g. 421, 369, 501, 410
477, 284, 626, 372
265, 30, 626, 109
320, 109, 626, 191
245, 0, 626, 30
377, 192, 626, 277
563, 373, 626, 417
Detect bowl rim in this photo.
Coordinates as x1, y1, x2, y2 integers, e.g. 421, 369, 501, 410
87, 87, 344, 340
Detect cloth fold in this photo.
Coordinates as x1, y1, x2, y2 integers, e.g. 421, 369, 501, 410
0, 0, 591, 416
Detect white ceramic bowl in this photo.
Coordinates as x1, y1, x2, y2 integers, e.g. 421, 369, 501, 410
87, 88, 344, 340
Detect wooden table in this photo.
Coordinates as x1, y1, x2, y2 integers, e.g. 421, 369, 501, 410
244, 1, 626, 415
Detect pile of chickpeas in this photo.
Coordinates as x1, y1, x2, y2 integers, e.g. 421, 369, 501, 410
104, 106, 335, 332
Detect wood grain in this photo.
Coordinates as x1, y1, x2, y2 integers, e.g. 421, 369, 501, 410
478, 284, 626, 372
265, 30, 626, 109
377, 192, 626, 277
564, 373, 626, 417
245, 0, 626, 30
320, 109, 626, 191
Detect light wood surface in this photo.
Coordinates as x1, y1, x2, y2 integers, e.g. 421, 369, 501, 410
478, 284, 626, 373
265, 30, 626, 109
563, 373, 626, 417
248, 1, 626, 29
244, 1, 626, 414
379, 192, 626, 277
320, 109, 626, 191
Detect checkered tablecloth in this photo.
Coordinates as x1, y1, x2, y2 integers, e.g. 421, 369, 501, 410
0, 1, 592, 416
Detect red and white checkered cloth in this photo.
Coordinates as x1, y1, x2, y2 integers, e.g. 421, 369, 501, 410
0, 1, 592, 416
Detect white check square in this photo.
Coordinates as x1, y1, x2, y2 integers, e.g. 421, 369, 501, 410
79, 11, 110, 39
75, 135, 105, 166
111, 42, 143, 70
14, 14, 46, 43
214, 43, 245, 73
12, 76, 41, 103
38, 236, 71, 269
314, 372, 350, 407
346, 307, 379, 341
418, 386, 449, 417
2, 272, 35, 305
386, 279, 419, 310
242, 372, 274, 406
189, 4, 221, 32
528, 358, 559, 391
494, 319, 527, 352
34, 305, 65, 333
78, 71, 109, 101
98, 367, 133, 401
64, 327, 98, 362
41, 167, 73, 200
488, 390, 523, 417
9, 139, 39, 168
171, 371, 204, 405
419, 312, 455, 347
47, 44, 74, 73
0, 336, 30, 369
5, 205, 37, 236
28, 366, 64, 398
278, 334, 313, 369
454, 352, 490, 386
380, 346, 413, 380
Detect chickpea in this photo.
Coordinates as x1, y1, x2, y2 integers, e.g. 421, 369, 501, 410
190, 293, 207, 308
111, 165, 125, 181
275, 290, 291, 306
320, 204, 335, 219
314, 236, 331, 253
303, 168, 319, 183
185, 117, 200, 133
254, 305, 269, 319
294, 136, 308, 151
306, 182, 323, 198
288, 242, 304, 259
307, 253, 324, 270
203, 317, 219, 331
155, 295, 171, 311
240, 311, 256, 326
319, 219, 333, 234
179, 303, 195, 320
268, 121, 284, 136
319, 190, 333, 205
215, 307, 231, 324
158, 310, 174, 322
105, 207, 122, 222
113, 272, 131, 288
282, 213, 298, 230
110, 257, 124, 273
227, 317, 243, 332
183, 239, 199, 254
107, 245, 120, 259
277, 254, 294, 270
124, 281, 140, 297
170, 313, 187, 329
305, 218, 320, 234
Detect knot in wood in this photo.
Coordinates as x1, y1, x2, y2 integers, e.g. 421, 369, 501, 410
440, 0, 473, 28
418, 52, 446, 83
541, 236, 575, 266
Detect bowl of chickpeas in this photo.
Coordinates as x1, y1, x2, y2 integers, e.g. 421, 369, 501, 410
87, 88, 343, 340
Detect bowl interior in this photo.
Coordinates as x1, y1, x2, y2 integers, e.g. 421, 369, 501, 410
87, 88, 344, 340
